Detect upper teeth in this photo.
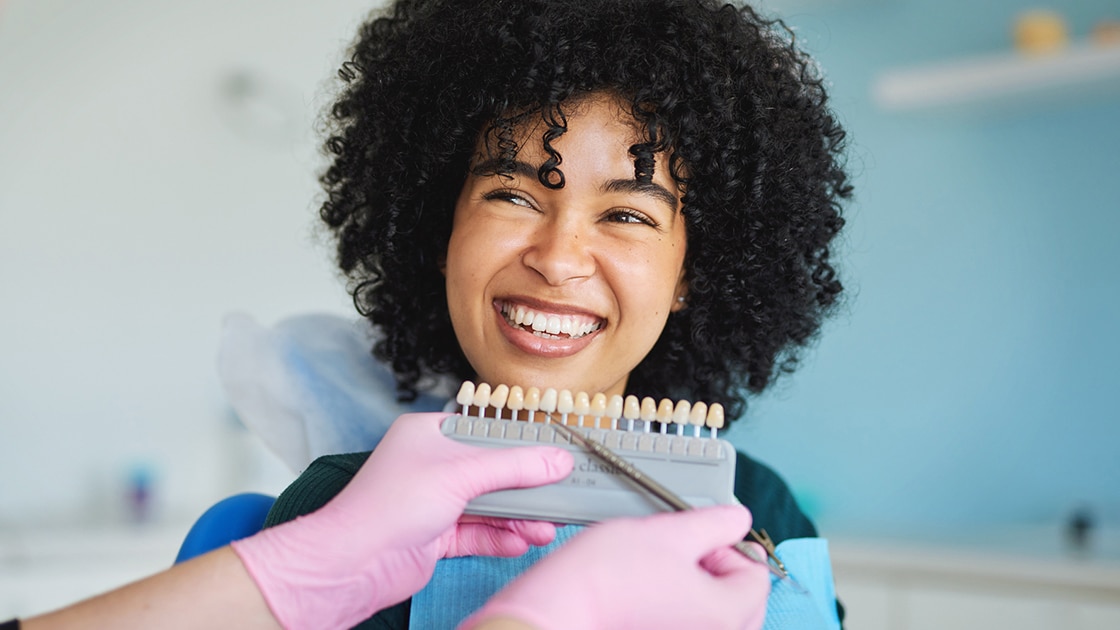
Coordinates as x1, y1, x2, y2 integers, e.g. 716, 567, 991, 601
502, 303, 602, 338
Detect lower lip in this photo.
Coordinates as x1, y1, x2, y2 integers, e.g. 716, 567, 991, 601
494, 304, 599, 358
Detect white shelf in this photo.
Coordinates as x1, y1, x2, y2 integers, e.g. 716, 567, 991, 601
873, 42, 1120, 112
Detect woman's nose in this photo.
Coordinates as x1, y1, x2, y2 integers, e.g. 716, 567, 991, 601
521, 219, 596, 285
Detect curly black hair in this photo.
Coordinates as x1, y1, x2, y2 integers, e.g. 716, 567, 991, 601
318, 0, 851, 420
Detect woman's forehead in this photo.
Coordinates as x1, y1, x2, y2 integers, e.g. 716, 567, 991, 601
469, 93, 682, 191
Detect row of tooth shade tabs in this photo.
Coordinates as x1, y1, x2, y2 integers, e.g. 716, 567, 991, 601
455, 381, 725, 438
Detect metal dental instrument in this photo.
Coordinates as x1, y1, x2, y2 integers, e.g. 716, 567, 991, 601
547, 419, 791, 581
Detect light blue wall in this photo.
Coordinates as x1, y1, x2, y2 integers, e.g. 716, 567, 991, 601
1, 0, 1113, 538
730, 0, 1120, 537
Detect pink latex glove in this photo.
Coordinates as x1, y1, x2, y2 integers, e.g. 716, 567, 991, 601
461, 505, 771, 630
232, 412, 574, 630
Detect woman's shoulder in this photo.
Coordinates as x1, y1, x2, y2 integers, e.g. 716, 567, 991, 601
263, 451, 371, 527
732, 450, 819, 544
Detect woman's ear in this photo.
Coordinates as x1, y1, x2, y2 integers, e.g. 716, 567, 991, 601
671, 279, 689, 312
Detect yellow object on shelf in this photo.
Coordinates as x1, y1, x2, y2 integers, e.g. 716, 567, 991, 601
1013, 9, 1070, 54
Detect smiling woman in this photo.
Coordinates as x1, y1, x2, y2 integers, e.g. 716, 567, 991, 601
319, 0, 850, 420
267, 0, 853, 627
447, 93, 689, 398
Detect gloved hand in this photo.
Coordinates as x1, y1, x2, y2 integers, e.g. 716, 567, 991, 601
232, 412, 574, 630
461, 505, 771, 630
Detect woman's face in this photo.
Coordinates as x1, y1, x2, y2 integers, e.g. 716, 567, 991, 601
445, 94, 688, 398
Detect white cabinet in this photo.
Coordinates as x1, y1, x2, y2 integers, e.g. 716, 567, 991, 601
832, 537, 1120, 630
0, 524, 188, 619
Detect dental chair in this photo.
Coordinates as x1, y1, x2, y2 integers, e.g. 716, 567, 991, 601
179, 312, 448, 565
174, 492, 276, 564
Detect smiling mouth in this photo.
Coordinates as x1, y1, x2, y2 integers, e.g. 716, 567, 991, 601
499, 301, 603, 340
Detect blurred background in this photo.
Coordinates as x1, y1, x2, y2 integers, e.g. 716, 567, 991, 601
1, 0, 1118, 626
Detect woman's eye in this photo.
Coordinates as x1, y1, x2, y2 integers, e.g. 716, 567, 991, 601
605, 208, 657, 227
483, 190, 533, 208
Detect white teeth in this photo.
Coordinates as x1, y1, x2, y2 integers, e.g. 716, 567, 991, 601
500, 302, 602, 339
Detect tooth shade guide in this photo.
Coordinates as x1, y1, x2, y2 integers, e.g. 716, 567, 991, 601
442, 414, 739, 541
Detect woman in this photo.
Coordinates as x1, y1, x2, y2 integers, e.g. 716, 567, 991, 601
268, 0, 852, 626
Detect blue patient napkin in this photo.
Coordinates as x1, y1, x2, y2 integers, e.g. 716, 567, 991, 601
763, 538, 841, 630
410, 533, 840, 630
410, 525, 583, 629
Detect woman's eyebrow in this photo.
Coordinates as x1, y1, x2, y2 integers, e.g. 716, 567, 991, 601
471, 158, 536, 179
473, 158, 679, 213
601, 178, 679, 214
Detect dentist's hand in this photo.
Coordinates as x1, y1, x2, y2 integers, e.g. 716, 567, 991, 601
462, 505, 772, 630
232, 412, 574, 629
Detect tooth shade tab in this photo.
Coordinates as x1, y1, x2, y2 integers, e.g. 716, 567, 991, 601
490, 384, 510, 410
623, 395, 641, 420
689, 401, 708, 426
590, 393, 608, 415
672, 400, 691, 425
574, 391, 591, 416
540, 388, 558, 413
640, 397, 657, 422
707, 403, 726, 429
590, 393, 608, 428
507, 386, 525, 412
472, 382, 492, 409
607, 395, 624, 420
557, 389, 574, 415
524, 387, 542, 412
656, 398, 674, 423
456, 381, 476, 407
